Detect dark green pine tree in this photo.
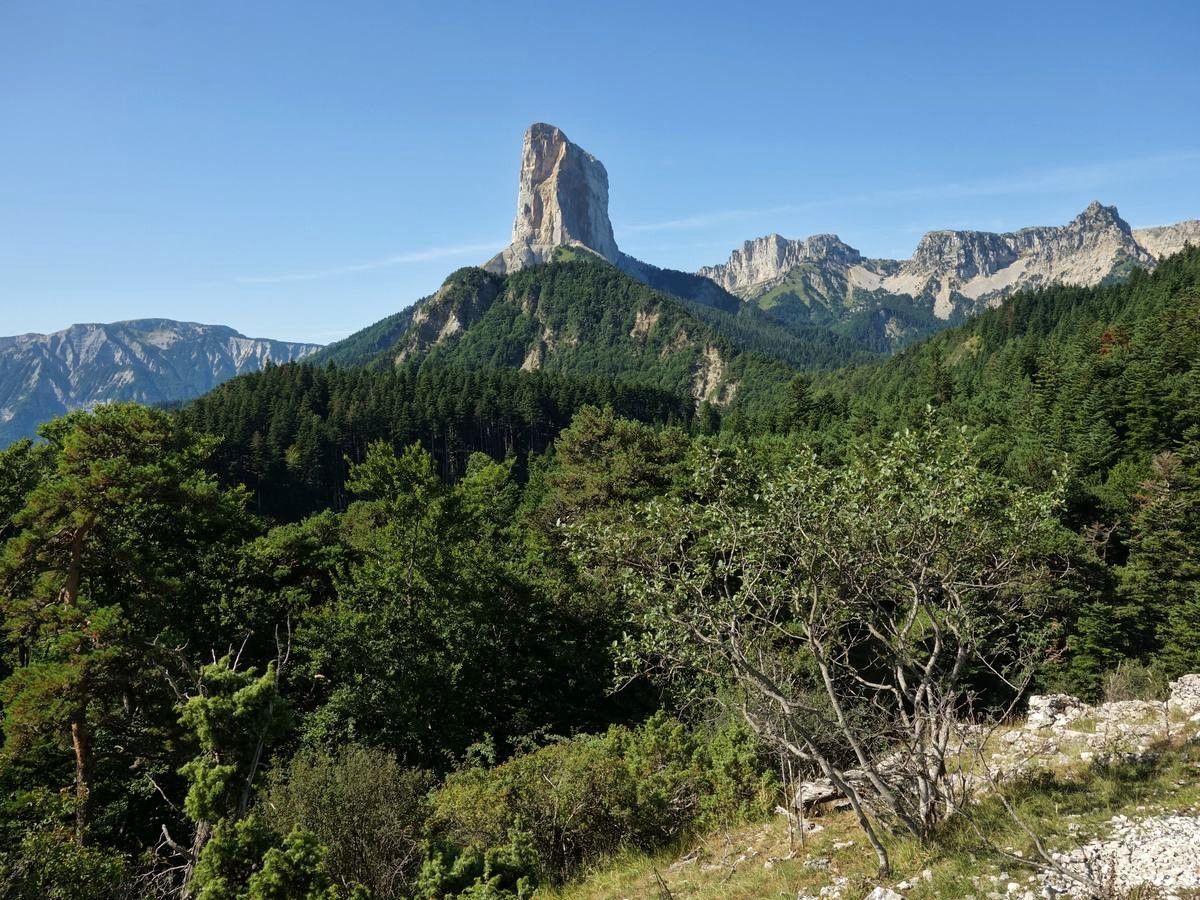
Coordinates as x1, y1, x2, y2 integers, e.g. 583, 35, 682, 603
1117, 447, 1200, 675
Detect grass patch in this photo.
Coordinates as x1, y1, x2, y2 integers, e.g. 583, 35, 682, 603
550, 740, 1200, 899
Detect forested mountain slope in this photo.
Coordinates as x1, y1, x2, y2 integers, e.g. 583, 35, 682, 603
811, 244, 1200, 483
313, 258, 874, 418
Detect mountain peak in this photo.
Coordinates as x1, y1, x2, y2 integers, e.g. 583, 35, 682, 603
697, 232, 864, 298
485, 123, 620, 273
1072, 200, 1129, 233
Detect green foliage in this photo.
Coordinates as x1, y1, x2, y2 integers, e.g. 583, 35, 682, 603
541, 405, 690, 524
260, 744, 434, 899
293, 442, 626, 764
415, 831, 538, 900
0, 402, 252, 844
0, 439, 53, 542
428, 714, 775, 883
244, 827, 347, 900
1117, 447, 1200, 676
179, 657, 290, 824
193, 815, 279, 900
0, 790, 128, 899
180, 360, 692, 520
797, 247, 1200, 691
190, 816, 364, 900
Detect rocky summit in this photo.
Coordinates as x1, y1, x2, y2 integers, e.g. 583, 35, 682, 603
0, 319, 320, 445
701, 202, 1200, 322
485, 123, 620, 273
483, 124, 742, 311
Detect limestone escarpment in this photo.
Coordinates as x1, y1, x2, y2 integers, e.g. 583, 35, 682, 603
697, 233, 864, 297
1134, 219, 1200, 259
702, 202, 1193, 324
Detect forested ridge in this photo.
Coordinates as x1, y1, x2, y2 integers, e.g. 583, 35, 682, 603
178, 363, 695, 520
314, 258, 878, 397
1, 248, 1199, 897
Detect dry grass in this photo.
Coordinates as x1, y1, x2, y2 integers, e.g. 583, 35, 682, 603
548, 739, 1200, 900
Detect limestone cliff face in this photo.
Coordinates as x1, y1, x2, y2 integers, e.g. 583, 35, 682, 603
697, 233, 863, 297
485, 124, 620, 273
702, 202, 1191, 322
0, 320, 320, 445
879, 202, 1155, 317
1133, 219, 1200, 260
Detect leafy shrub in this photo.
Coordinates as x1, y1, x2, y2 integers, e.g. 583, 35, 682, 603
0, 788, 129, 899
191, 816, 360, 900
192, 815, 279, 900
427, 714, 775, 882
260, 744, 433, 899
414, 831, 538, 900
0, 821, 129, 899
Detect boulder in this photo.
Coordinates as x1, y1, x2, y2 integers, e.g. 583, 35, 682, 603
1026, 693, 1089, 730
792, 778, 844, 812
1169, 674, 1200, 718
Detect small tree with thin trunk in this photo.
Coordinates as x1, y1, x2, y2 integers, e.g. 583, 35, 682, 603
577, 422, 1064, 876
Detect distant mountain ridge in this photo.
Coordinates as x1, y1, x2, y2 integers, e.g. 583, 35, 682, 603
320, 123, 1199, 415
478, 123, 1197, 352
699, 203, 1200, 340
0, 319, 320, 445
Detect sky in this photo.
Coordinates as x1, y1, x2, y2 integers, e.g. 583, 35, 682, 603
2, 1, 1199, 345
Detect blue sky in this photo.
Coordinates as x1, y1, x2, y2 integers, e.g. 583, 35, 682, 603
3, 0, 1199, 345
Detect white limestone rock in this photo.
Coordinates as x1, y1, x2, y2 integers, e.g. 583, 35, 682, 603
485, 123, 620, 274
700, 202, 1195, 323
1026, 694, 1090, 731
1169, 674, 1200, 718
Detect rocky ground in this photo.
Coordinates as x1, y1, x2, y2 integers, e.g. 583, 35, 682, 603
1043, 814, 1200, 897
557, 676, 1200, 900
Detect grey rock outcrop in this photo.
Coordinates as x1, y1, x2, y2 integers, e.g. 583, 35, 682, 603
0, 320, 320, 445
1043, 814, 1200, 897
696, 233, 864, 297
485, 123, 620, 274
1169, 674, 1200, 720
701, 202, 1194, 323
1135, 219, 1200, 259
1025, 693, 1091, 731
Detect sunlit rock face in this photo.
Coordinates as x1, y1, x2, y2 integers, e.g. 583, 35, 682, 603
485, 123, 620, 273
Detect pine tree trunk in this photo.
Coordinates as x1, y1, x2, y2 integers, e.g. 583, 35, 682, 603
71, 716, 91, 844
65, 522, 93, 843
